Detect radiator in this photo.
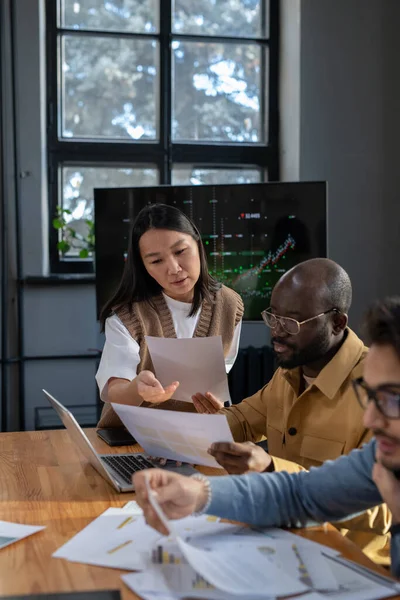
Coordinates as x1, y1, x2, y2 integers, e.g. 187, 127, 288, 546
228, 345, 276, 405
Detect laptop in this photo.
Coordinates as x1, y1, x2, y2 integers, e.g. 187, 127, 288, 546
42, 390, 196, 493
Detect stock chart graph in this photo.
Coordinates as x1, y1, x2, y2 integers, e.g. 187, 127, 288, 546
95, 182, 326, 320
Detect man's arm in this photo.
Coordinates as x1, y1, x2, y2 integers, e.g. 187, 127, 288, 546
332, 428, 392, 536
207, 440, 382, 528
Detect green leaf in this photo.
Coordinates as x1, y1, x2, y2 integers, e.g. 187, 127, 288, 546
79, 248, 89, 259
57, 240, 70, 254
67, 227, 77, 238
85, 219, 94, 227
52, 218, 63, 229
63, 208, 72, 215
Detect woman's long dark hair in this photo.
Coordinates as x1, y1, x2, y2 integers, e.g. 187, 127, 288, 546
100, 203, 220, 329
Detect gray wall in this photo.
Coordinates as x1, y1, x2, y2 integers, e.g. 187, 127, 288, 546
299, 0, 400, 325
2, 0, 400, 430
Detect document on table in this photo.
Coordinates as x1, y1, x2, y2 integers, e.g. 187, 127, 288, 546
145, 335, 231, 404
53, 506, 237, 572
112, 403, 234, 467
53, 507, 151, 571
0, 520, 45, 550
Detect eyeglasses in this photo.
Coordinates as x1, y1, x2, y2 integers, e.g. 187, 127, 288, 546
352, 377, 400, 419
261, 307, 339, 336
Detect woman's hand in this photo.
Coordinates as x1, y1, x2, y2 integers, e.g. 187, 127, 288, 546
134, 469, 208, 534
136, 370, 179, 404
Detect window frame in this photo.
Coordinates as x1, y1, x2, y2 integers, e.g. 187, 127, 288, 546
45, 0, 279, 273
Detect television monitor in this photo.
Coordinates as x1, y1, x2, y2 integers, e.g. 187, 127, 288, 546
94, 182, 327, 321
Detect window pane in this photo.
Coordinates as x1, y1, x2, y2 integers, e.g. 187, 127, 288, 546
172, 42, 263, 142
172, 166, 262, 186
61, 35, 159, 140
59, 165, 159, 257
60, 0, 159, 33
172, 0, 267, 38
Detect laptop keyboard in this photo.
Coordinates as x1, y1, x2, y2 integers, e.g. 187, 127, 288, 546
101, 454, 154, 485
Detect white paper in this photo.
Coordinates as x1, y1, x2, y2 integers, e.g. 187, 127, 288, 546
113, 403, 233, 467
53, 504, 231, 573
53, 507, 152, 570
145, 335, 231, 404
0, 520, 45, 550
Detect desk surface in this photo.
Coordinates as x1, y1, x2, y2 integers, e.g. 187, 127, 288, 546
0, 428, 396, 599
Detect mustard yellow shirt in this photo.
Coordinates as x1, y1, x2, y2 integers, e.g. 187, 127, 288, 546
220, 328, 391, 565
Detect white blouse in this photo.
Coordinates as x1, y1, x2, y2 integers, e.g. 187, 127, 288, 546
96, 293, 242, 401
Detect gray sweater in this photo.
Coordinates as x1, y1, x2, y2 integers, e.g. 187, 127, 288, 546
207, 439, 400, 578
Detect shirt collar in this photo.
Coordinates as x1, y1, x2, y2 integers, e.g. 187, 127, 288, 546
282, 328, 367, 400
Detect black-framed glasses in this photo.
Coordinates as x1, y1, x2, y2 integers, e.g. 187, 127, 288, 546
261, 307, 339, 336
352, 377, 400, 419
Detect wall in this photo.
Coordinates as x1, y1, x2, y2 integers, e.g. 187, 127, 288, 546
299, 0, 400, 326
2, 0, 400, 430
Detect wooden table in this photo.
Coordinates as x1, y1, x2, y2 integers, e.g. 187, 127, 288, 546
0, 429, 397, 599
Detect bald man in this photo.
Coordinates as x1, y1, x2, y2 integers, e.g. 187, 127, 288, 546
193, 258, 390, 564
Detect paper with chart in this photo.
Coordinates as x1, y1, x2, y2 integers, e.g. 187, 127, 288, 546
112, 403, 233, 467
145, 335, 231, 404
0, 520, 45, 550
53, 506, 237, 572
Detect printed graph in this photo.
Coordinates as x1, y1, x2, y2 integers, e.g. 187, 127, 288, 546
152, 545, 182, 565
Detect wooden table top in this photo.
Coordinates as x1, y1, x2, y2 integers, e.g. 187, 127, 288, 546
0, 428, 397, 599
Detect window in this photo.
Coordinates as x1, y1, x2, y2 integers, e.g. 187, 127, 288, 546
46, 0, 279, 273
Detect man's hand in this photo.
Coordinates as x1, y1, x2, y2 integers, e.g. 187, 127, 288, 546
192, 392, 223, 414
133, 469, 208, 534
372, 461, 400, 524
136, 370, 179, 404
208, 441, 273, 474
